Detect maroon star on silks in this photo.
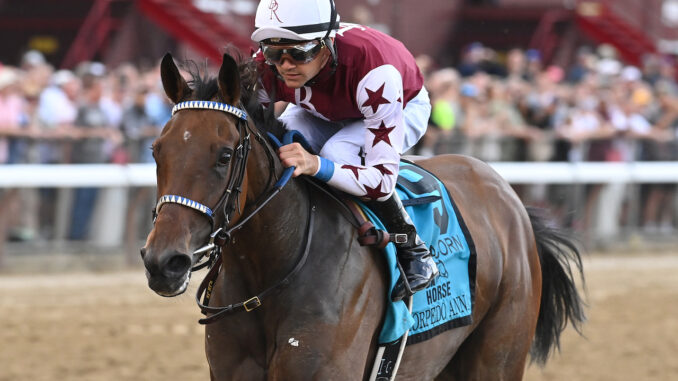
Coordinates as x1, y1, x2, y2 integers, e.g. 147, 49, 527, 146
361, 83, 390, 113
368, 121, 395, 147
341, 164, 361, 180
373, 164, 393, 175
364, 181, 389, 200
396, 97, 402, 103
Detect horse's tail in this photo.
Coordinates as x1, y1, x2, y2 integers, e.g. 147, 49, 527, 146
527, 207, 586, 366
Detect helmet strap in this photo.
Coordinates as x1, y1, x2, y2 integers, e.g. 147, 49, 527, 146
323, 0, 337, 41
304, 39, 337, 86
307, 0, 339, 86
322, 0, 338, 71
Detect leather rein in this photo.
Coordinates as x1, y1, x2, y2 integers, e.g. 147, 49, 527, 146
152, 100, 316, 324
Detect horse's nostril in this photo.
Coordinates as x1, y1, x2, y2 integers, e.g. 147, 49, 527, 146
165, 254, 192, 277
140, 247, 147, 259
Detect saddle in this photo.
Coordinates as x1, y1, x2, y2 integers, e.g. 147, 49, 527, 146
313, 159, 443, 250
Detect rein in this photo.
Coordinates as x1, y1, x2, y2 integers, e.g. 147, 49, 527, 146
152, 100, 312, 324
196, 191, 315, 324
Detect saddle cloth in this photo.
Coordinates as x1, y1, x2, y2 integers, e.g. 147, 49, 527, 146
359, 161, 477, 345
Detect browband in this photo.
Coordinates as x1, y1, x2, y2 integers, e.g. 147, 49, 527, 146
172, 100, 247, 121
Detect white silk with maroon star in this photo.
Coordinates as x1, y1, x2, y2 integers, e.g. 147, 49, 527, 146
255, 23, 426, 201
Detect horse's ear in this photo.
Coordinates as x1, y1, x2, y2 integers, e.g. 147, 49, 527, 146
218, 53, 241, 105
160, 53, 191, 104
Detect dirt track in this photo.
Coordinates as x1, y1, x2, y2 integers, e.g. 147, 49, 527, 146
1, 252, 677, 380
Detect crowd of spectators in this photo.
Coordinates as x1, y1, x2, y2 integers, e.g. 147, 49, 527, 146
0, 43, 676, 245
416, 43, 678, 238
0, 50, 169, 243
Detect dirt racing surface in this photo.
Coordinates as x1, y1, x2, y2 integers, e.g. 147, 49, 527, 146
1, 252, 677, 381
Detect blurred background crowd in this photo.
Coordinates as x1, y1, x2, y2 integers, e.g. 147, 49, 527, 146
417, 43, 678, 239
0, 50, 169, 247
1, 43, 676, 249
2, 0, 678, 255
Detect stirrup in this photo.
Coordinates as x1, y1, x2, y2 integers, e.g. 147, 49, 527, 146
391, 258, 439, 302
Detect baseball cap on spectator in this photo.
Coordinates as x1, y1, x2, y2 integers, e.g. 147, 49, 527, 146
461, 42, 485, 65
428, 68, 459, 94
88, 62, 106, 77
75, 61, 106, 78
21, 50, 46, 68
465, 41, 483, 53
51, 70, 76, 87
460, 82, 479, 98
595, 44, 621, 76
526, 49, 541, 62
621, 66, 641, 82
597, 59, 621, 76
597, 43, 617, 59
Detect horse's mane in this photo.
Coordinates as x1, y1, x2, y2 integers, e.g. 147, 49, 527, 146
182, 51, 286, 140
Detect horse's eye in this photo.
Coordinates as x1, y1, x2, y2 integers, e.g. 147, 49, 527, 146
217, 152, 232, 166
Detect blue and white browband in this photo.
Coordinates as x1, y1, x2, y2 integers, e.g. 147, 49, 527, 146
156, 195, 214, 218
172, 100, 247, 121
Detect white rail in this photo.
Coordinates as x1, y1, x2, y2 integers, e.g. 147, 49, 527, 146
0, 164, 156, 187
1, 162, 677, 187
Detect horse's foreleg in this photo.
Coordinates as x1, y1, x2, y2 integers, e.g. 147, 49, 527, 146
266, 327, 377, 381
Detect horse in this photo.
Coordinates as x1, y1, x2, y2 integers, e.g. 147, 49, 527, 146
141, 52, 585, 380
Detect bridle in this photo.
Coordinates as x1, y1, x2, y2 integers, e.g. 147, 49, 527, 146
153, 100, 253, 262
151, 99, 316, 324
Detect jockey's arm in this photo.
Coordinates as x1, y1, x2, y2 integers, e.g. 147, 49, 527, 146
312, 65, 405, 201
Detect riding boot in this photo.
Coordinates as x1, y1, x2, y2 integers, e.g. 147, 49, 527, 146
367, 192, 439, 302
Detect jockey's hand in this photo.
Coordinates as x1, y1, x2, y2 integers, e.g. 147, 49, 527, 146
278, 142, 319, 177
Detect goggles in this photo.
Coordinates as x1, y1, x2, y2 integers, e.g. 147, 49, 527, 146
261, 40, 324, 65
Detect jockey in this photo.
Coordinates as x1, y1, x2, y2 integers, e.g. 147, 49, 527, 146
251, 0, 438, 301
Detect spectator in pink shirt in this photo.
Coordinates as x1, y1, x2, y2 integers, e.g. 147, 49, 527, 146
0, 67, 27, 164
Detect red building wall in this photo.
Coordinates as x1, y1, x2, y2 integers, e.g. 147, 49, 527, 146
334, 0, 463, 59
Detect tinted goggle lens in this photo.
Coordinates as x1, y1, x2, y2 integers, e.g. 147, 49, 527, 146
261, 41, 323, 65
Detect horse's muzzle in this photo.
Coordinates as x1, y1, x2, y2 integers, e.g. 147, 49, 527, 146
142, 248, 193, 297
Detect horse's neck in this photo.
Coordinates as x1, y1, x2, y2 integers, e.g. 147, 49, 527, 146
235, 137, 310, 287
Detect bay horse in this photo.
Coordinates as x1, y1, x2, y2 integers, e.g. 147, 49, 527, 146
141, 52, 585, 380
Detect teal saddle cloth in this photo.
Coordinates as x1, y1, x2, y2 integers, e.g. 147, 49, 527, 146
359, 161, 477, 345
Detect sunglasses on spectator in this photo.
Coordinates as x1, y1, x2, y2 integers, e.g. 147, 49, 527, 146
261, 40, 324, 65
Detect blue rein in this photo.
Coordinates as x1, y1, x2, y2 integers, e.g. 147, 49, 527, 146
267, 130, 315, 189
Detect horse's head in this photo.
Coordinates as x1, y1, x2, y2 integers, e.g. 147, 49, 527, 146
141, 53, 247, 297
